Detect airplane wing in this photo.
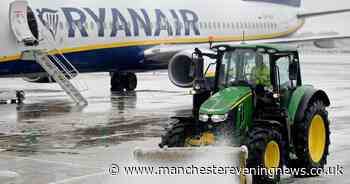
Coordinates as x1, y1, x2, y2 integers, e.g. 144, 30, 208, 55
298, 8, 350, 18
249, 34, 350, 45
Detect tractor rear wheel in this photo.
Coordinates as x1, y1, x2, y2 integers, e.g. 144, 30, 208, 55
290, 100, 330, 177
159, 119, 194, 148
247, 126, 284, 184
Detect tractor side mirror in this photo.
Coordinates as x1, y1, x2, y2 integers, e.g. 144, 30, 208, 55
289, 61, 299, 81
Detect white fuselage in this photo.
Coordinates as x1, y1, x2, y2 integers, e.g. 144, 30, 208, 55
0, 0, 303, 75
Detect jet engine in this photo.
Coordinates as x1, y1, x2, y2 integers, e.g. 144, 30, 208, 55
168, 49, 216, 88
168, 50, 196, 88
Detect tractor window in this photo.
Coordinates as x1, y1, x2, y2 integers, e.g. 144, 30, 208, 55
218, 49, 270, 88
276, 56, 291, 89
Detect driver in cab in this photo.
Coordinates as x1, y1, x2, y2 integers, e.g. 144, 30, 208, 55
251, 54, 271, 88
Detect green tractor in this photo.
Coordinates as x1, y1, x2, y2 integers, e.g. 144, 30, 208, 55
135, 44, 331, 184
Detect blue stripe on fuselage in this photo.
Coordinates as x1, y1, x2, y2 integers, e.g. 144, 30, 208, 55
0, 46, 167, 76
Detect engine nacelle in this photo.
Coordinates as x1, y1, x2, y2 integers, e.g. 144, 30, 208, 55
168, 49, 217, 88
168, 50, 195, 88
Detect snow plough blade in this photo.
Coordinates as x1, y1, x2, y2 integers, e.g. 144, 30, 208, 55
133, 146, 251, 184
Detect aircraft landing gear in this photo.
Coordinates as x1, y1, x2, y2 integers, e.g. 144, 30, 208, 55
110, 72, 138, 92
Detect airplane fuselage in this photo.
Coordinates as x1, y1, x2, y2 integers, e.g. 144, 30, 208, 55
0, 0, 303, 77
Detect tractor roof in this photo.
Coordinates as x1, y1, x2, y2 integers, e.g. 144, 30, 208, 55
213, 43, 298, 52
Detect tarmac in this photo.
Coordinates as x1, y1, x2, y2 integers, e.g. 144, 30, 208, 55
0, 55, 349, 184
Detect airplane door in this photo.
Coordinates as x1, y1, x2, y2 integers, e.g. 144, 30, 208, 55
9, 0, 39, 46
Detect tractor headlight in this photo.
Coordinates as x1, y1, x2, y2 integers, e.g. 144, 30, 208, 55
211, 114, 228, 123
199, 114, 209, 122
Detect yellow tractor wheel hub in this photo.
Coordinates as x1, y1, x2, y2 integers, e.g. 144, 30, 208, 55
264, 140, 280, 169
308, 115, 326, 163
185, 132, 215, 146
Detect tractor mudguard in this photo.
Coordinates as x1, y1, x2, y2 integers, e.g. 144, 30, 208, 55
288, 85, 330, 124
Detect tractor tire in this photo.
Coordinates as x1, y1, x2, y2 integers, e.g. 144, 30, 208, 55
247, 126, 284, 184
159, 119, 194, 148
290, 100, 330, 177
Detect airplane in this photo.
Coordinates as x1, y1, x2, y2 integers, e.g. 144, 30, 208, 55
1, 0, 350, 93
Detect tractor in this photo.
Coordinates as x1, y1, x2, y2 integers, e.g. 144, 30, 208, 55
135, 44, 331, 184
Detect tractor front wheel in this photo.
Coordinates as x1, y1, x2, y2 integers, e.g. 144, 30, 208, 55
290, 100, 330, 177
247, 126, 284, 184
159, 118, 194, 148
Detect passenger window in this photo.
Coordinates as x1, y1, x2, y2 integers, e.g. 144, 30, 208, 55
276, 56, 291, 89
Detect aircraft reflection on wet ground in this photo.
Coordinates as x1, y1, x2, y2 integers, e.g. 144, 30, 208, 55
0, 74, 191, 157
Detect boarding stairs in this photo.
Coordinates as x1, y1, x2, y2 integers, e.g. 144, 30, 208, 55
9, 0, 88, 105
32, 50, 88, 106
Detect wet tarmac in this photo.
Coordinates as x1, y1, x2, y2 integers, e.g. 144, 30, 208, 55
0, 55, 350, 184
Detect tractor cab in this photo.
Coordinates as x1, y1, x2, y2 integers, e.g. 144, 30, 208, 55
208, 44, 301, 114
186, 44, 303, 147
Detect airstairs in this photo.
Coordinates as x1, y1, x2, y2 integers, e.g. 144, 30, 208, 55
19, 49, 88, 106
9, 0, 88, 106
33, 50, 88, 106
